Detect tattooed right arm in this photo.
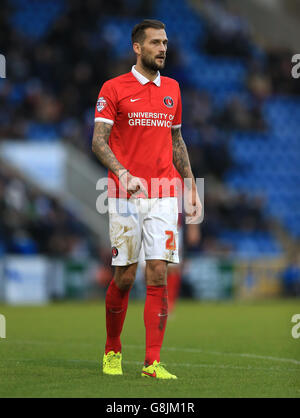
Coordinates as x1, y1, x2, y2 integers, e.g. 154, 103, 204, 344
92, 121, 147, 196
91, 122, 126, 177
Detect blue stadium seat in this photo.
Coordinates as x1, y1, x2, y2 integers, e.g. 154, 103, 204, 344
10, 236, 38, 255
10, 0, 66, 40
0, 240, 5, 256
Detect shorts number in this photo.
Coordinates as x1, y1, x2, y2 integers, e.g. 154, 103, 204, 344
165, 230, 176, 250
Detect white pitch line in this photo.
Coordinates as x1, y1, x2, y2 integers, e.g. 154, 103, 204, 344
4, 339, 300, 366
122, 360, 300, 373
123, 344, 300, 366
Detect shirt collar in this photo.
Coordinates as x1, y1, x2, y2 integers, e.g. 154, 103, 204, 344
131, 65, 161, 87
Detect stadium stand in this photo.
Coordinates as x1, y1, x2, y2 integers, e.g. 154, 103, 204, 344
0, 0, 299, 265
0, 161, 97, 257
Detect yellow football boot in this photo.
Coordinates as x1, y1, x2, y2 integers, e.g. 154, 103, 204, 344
141, 360, 177, 379
103, 351, 123, 375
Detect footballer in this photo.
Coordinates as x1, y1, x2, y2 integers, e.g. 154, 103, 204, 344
92, 19, 202, 379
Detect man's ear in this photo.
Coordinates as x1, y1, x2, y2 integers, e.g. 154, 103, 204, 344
133, 42, 141, 56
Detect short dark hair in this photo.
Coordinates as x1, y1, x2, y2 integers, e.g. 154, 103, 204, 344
131, 19, 165, 45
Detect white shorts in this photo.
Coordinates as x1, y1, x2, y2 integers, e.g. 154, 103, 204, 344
108, 197, 179, 266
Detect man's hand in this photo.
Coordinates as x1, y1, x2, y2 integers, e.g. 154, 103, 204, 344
118, 169, 148, 198
184, 186, 202, 224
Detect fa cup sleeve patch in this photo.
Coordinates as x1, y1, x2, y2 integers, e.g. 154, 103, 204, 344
97, 97, 107, 112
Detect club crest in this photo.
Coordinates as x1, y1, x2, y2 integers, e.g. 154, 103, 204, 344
163, 96, 174, 108
112, 246, 118, 258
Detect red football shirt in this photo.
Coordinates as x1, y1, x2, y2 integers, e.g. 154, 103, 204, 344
94, 66, 182, 198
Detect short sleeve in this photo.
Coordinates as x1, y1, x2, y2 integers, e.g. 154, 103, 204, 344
172, 83, 182, 129
94, 81, 117, 125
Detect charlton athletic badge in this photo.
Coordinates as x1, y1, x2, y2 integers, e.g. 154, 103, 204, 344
163, 96, 174, 108
97, 97, 107, 112
112, 246, 118, 258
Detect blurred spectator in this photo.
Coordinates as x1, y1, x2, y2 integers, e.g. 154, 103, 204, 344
281, 253, 300, 297
0, 164, 96, 258
201, 0, 252, 58
200, 126, 233, 179
216, 96, 268, 132
183, 89, 213, 129
266, 48, 300, 95
95, 247, 114, 289
247, 73, 272, 101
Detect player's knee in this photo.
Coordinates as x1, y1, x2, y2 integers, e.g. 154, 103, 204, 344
114, 265, 137, 291
118, 275, 135, 291
147, 261, 167, 286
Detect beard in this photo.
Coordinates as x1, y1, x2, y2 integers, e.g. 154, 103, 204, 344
141, 49, 166, 72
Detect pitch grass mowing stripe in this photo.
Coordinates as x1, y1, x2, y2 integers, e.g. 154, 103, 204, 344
4, 339, 300, 366
2, 358, 300, 374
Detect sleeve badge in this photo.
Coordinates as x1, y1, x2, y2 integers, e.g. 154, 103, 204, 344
97, 97, 107, 112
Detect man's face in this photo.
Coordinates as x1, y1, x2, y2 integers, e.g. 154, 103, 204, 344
138, 28, 168, 72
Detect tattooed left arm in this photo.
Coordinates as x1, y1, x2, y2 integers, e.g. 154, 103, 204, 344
172, 127, 202, 222
171, 127, 195, 188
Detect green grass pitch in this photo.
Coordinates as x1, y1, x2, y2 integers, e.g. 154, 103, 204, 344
0, 299, 299, 398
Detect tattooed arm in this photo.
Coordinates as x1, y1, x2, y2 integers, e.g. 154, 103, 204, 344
171, 127, 195, 188
172, 127, 202, 222
92, 122, 126, 176
91, 122, 148, 197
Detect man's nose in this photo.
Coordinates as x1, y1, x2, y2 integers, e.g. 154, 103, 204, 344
160, 43, 167, 53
